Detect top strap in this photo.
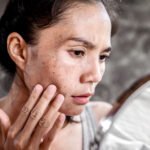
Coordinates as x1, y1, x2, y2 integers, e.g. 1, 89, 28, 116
81, 103, 98, 150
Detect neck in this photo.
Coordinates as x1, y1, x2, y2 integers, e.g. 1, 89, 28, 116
1, 72, 29, 124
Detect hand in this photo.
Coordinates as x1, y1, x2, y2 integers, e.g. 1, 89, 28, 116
0, 84, 65, 150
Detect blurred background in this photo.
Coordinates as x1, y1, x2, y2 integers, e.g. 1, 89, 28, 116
0, 0, 150, 103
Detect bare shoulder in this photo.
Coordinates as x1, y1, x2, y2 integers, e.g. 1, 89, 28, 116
89, 101, 112, 124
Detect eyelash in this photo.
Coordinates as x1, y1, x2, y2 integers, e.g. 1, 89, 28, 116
70, 50, 85, 57
70, 50, 110, 62
74, 50, 85, 56
99, 55, 110, 62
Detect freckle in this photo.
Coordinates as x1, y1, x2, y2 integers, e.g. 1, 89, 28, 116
41, 61, 45, 65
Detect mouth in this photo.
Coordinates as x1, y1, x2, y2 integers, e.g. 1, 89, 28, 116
72, 93, 94, 105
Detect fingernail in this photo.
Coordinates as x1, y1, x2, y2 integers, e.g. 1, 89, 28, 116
35, 84, 43, 92
56, 94, 64, 102
47, 85, 57, 93
59, 114, 65, 122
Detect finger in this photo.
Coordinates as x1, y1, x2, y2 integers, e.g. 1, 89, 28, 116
40, 113, 66, 150
0, 109, 11, 145
14, 84, 57, 149
28, 94, 64, 149
27, 112, 59, 150
7, 84, 43, 139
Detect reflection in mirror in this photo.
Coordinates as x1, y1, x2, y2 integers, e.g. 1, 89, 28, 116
90, 75, 150, 150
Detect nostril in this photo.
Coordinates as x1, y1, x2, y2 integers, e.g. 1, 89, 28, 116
80, 71, 103, 84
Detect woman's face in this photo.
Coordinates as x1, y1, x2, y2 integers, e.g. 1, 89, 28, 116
24, 2, 111, 116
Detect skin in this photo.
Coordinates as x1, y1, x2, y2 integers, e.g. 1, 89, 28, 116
0, 2, 112, 150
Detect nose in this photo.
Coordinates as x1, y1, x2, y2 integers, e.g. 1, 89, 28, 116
80, 60, 105, 84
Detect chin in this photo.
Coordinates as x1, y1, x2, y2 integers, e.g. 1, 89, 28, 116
59, 104, 85, 116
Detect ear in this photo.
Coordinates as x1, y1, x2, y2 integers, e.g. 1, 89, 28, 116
7, 32, 28, 72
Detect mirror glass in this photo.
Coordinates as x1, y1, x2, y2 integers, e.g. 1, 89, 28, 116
90, 78, 150, 150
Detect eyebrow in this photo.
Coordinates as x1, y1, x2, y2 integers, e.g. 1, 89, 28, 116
67, 37, 112, 53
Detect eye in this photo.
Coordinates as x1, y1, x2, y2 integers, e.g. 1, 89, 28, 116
70, 50, 85, 57
99, 55, 110, 62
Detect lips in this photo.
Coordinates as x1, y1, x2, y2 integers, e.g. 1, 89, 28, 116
72, 93, 94, 105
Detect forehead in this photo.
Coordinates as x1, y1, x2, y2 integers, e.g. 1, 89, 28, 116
38, 2, 111, 48
66, 2, 110, 22
62, 2, 111, 27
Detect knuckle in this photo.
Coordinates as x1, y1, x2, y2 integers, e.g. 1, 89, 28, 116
21, 106, 30, 115
39, 117, 49, 128
31, 90, 39, 100
30, 109, 39, 120
51, 102, 59, 110
30, 93, 37, 101
42, 91, 51, 101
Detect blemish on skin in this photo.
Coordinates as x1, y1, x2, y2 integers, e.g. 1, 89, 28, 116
41, 61, 45, 65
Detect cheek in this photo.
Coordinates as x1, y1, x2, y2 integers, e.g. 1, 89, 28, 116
49, 62, 79, 92
23, 54, 55, 91
101, 63, 106, 77
39, 57, 80, 94
24, 50, 81, 95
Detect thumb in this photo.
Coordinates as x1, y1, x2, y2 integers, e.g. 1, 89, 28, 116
0, 109, 11, 145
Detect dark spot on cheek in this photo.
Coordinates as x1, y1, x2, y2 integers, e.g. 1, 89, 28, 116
41, 61, 49, 66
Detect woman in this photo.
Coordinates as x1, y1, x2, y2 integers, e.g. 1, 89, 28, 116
0, 0, 117, 149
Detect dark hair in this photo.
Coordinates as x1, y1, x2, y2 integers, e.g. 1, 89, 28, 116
0, 0, 118, 76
